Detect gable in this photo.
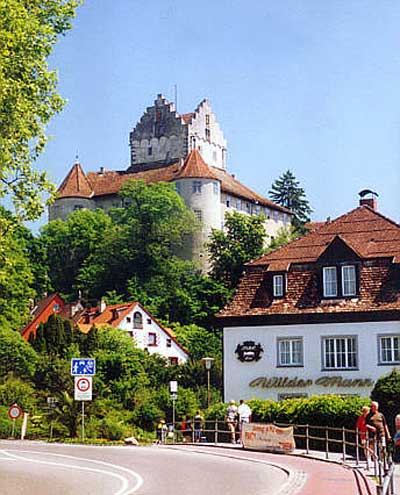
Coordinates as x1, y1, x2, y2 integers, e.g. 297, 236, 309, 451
317, 236, 361, 264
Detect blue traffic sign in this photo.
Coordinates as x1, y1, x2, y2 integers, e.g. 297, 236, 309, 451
71, 358, 96, 376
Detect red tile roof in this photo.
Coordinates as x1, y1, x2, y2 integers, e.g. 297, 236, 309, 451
76, 302, 189, 355
218, 206, 400, 319
250, 206, 400, 268
57, 162, 94, 198
56, 156, 291, 214
181, 113, 194, 124
175, 149, 218, 180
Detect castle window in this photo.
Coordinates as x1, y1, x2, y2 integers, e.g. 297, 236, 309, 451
236, 199, 242, 211
148, 146, 152, 156
205, 114, 210, 126
255, 205, 261, 216
194, 209, 203, 222
246, 202, 251, 213
192, 181, 202, 193
213, 182, 219, 195
322, 336, 357, 369
191, 136, 197, 149
226, 196, 231, 207
156, 111, 161, 122
133, 312, 143, 329
205, 128, 211, 142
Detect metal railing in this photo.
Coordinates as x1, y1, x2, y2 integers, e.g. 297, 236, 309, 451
159, 419, 395, 495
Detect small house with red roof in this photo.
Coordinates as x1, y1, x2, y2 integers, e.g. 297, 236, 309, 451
217, 196, 400, 401
49, 94, 292, 269
76, 301, 189, 365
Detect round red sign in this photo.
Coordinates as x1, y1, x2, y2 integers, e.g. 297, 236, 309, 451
8, 404, 22, 420
76, 377, 91, 392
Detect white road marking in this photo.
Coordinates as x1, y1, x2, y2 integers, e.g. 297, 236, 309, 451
0, 450, 144, 495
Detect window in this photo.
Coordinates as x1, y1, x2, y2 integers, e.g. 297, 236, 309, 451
265, 208, 271, 219
323, 336, 357, 369
205, 114, 210, 126
194, 209, 203, 222
322, 265, 358, 298
148, 333, 157, 346
277, 338, 303, 366
379, 336, 400, 364
53, 304, 60, 312
255, 205, 261, 216
74, 205, 83, 211
192, 181, 202, 193
126, 317, 131, 323
213, 151, 217, 162
226, 196, 231, 207
246, 203, 251, 213
236, 199, 242, 210
213, 182, 219, 195
342, 265, 356, 296
156, 111, 161, 122
169, 357, 178, 365
148, 146, 152, 156
205, 128, 211, 141
273, 275, 284, 297
323, 267, 338, 297
133, 312, 143, 329
147, 318, 152, 324
166, 338, 172, 348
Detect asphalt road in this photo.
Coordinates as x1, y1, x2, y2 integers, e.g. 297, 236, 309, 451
0, 441, 294, 495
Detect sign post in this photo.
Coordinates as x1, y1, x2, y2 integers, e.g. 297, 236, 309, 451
71, 358, 95, 442
8, 404, 22, 439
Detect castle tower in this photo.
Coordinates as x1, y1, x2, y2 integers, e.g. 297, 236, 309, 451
173, 149, 221, 269
128, 95, 227, 172
48, 161, 94, 221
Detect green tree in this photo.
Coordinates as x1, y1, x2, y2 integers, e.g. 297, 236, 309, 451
370, 368, 400, 432
208, 211, 266, 289
171, 323, 222, 361
0, 210, 35, 329
0, 0, 81, 220
40, 208, 112, 296
264, 225, 299, 254
0, 326, 37, 378
269, 170, 312, 231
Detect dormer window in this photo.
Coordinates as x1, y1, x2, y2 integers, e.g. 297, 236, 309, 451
322, 264, 358, 298
342, 265, 356, 296
323, 267, 337, 297
273, 274, 285, 297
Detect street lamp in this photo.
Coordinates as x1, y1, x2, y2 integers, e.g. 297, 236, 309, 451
169, 381, 178, 442
202, 357, 214, 409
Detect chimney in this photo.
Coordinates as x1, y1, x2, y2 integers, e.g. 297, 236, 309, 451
99, 166, 104, 175
358, 189, 378, 211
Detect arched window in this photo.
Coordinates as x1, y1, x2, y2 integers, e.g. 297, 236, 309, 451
133, 312, 143, 329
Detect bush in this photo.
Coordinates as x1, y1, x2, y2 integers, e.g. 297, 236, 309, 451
371, 368, 400, 433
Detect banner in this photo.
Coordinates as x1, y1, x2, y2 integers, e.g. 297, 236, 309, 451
242, 423, 295, 453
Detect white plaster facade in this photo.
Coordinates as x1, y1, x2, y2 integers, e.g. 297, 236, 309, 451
224, 320, 400, 402
117, 304, 188, 364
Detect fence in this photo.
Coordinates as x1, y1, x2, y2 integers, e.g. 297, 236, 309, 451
160, 419, 395, 495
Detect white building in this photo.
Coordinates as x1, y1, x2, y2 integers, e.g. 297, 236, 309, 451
217, 196, 400, 401
77, 301, 189, 365
49, 95, 292, 269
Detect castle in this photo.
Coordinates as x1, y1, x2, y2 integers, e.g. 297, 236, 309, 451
50, 95, 292, 268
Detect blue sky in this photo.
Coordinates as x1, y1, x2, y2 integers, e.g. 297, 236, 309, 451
34, 0, 399, 228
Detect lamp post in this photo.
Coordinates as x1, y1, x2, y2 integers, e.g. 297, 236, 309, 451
169, 380, 178, 442
202, 357, 214, 409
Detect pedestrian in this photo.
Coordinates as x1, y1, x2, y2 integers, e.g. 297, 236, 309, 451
237, 399, 252, 444
366, 401, 392, 457
225, 400, 238, 444
156, 419, 167, 445
181, 416, 191, 443
193, 410, 204, 443
356, 406, 371, 458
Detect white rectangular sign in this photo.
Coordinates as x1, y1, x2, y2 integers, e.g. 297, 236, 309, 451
74, 376, 93, 401
242, 423, 295, 453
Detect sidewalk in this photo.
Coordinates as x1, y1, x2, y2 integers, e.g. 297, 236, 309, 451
172, 442, 381, 495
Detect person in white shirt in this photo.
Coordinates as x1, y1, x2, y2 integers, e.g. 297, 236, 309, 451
238, 399, 252, 443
